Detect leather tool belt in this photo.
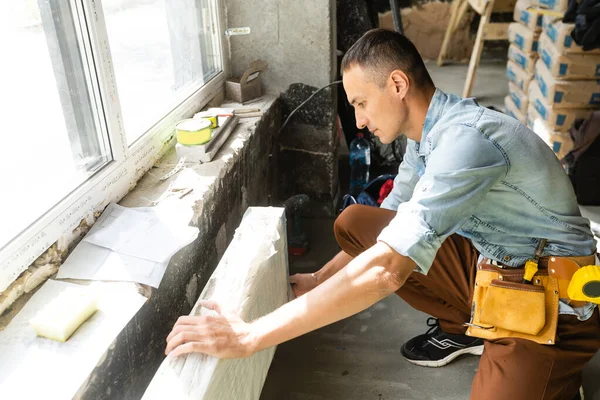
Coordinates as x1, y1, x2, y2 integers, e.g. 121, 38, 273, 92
465, 255, 595, 345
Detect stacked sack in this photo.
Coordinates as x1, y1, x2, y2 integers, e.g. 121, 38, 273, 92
505, 0, 543, 124
527, 15, 600, 159
505, 0, 600, 160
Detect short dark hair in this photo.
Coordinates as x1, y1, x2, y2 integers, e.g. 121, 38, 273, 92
341, 29, 434, 89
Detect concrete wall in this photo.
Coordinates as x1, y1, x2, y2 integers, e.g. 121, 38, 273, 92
225, 0, 337, 94
225, 0, 339, 214
278, 84, 339, 215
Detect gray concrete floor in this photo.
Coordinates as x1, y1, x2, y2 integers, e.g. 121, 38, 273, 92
260, 61, 600, 400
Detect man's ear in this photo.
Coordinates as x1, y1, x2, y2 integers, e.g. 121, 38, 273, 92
390, 70, 409, 100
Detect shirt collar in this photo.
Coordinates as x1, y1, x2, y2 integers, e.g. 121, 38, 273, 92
418, 88, 448, 155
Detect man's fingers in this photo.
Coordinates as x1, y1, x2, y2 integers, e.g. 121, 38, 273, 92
170, 341, 199, 357
171, 316, 203, 331
199, 300, 222, 314
167, 323, 191, 343
166, 330, 197, 354
167, 314, 219, 342
170, 341, 215, 358
170, 302, 223, 329
166, 329, 216, 355
289, 274, 299, 284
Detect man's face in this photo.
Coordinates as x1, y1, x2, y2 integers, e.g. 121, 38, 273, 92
342, 65, 407, 144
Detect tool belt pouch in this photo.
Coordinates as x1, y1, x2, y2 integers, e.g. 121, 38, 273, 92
466, 263, 559, 345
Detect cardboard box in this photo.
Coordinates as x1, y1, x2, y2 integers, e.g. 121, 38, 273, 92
542, 16, 600, 54
225, 60, 267, 103
532, 0, 568, 13
534, 60, 600, 108
508, 44, 538, 73
508, 22, 540, 53
527, 116, 574, 160
514, 0, 543, 32
509, 82, 529, 114
505, 95, 527, 124
507, 60, 534, 92
538, 33, 600, 80
528, 81, 593, 131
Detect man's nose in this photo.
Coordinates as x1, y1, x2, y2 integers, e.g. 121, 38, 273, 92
355, 112, 368, 130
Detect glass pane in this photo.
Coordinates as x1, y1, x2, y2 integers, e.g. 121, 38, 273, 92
103, 0, 222, 144
0, 1, 110, 250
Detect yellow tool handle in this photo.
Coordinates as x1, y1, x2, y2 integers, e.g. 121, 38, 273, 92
523, 239, 547, 284
523, 260, 539, 283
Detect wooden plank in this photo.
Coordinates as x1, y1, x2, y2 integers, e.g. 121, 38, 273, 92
463, 0, 495, 97
482, 22, 510, 40
467, 0, 488, 16
142, 207, 291, 400
438, 0, 468, 66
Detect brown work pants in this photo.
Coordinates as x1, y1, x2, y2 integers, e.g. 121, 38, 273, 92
334, 205, 600, 400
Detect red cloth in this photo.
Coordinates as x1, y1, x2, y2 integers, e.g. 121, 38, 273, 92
377, 179, 394, 205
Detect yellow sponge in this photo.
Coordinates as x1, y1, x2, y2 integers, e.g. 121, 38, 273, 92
30, 287, 98, 342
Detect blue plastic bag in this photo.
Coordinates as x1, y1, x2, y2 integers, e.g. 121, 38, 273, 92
341, 174, 396, 211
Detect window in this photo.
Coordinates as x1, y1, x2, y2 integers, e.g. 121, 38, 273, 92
0, 0, 225, 292
102, 0, 221, 144
0, 1, 110, 250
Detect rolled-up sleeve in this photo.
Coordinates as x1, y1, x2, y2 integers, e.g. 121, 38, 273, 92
380, 140, 420, 211
377, 126, 508, 274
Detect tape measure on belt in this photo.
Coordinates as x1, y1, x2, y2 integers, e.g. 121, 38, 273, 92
569, 265, 600, 303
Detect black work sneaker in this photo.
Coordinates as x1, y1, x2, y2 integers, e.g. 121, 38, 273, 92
401, 318, 484, 368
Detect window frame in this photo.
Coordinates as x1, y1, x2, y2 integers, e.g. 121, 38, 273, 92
0, 0, 229, 292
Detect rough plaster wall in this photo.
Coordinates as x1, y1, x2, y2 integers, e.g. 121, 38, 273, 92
0, 245, 62, 319
278, 84, 338, 207
225, 0, 336, 94
0, 214, 99, 323
223, 0, 339, 213
379, 3, 474, 62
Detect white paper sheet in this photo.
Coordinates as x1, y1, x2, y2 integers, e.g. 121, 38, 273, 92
85, 203, 198, 263
56, 202, 198, 287
0, 279, 146, 400
56, 240, 168, 288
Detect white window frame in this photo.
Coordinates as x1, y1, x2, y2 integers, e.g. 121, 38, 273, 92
0, 0, 229, 292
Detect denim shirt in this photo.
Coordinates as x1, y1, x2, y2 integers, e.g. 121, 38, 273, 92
377, 89, 597, 320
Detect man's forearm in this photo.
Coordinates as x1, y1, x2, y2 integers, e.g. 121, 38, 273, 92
250, 242, 415, 352
313, 250, 354, 283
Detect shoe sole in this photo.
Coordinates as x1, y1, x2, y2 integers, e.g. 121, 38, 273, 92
403, 344, 484, 368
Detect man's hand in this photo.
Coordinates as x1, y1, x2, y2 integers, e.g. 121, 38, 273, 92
289, 273, 319, 297
165, 300, 256, 359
